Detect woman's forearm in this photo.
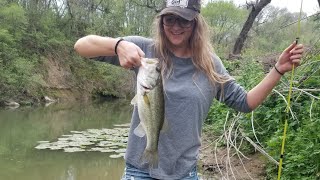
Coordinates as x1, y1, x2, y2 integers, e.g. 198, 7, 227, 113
74, 35, 119, 58
247, 43, 304, 110
247, 67, 282, 110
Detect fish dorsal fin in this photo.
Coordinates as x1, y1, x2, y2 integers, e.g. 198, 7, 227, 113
143, 94, 150, 106
134, 123, 146, 137
131, 95, 137, 105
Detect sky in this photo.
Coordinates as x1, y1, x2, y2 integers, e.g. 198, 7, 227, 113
205, 0, 320, 16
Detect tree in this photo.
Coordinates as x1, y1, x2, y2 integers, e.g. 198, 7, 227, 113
202, 1, 247, 52
230, 0, 271, 58
249, 8, 306, 54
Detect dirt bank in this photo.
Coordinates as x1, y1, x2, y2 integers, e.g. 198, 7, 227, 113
199, 132, 267, 180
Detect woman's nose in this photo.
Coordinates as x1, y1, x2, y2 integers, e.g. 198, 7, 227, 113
171, 21, 182, 29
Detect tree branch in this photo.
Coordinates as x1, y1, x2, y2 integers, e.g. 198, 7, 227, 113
130, 0, 162, 13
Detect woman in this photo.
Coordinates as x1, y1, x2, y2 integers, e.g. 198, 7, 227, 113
74, 0, 304, 179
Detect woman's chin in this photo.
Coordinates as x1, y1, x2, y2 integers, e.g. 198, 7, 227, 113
169, 41, 186, 48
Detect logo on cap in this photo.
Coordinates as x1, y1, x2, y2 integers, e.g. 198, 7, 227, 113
167, 0, 189, 8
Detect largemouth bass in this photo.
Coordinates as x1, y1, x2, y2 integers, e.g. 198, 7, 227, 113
131, 58, 167, 168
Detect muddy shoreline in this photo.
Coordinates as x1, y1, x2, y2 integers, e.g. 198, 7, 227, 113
199, 132, 267, 179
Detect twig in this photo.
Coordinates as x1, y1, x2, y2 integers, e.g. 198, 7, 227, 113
224, 113, 236, 179
279, 88, 320, 100
214, 134, 225, 178
293, 90, 303, 103
215, 111, 230, 178
233, 125, 251, 159
292, 88, 320, 100
235, 146, 254, 180
293, 88, 320, 92
241, 131, 279, 166
251, 111, 263, 147
231, 125, 252, 180
310, 98, 315, 121
272, 89, 297, 120
299, 60, 320, 67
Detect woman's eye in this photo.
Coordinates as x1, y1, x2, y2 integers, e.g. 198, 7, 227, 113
180, 19, 189, 24
167, 17, 175, 23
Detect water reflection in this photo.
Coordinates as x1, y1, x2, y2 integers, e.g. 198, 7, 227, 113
0, 99, 132, 180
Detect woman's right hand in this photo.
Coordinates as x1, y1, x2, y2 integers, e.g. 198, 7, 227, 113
117, 40, 145, 69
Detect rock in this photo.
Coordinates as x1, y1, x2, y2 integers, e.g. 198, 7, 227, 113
3, 100, 20, 107
45, 101, 55, 107
19, 100, 33, 106
43, 96, 56, 103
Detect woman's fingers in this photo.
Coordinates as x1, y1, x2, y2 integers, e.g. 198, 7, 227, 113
290, 54, 302, 60
118, 41, 144, 69
292, 59, 301, 64
284, 42, 297, 53
120, 58, 132, 69
289, 44, 303, 67
137, 46, 145, 58
290, 46, 304, 55
277, 43, 304, 72
122, 57, 140, 69
131, 46, 144, 67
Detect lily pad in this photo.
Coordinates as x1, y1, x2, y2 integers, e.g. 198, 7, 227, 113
50, 146, 63, 150
35, 125, 130, 154
109, 154, 123, 158
35, 143, 51, 150
70, 131, 82, 134
115, 149, 126, 153
113, 123, 130, 127
99, 149, 116, 153
64, 147, 85, 152
90, 147, 105, 151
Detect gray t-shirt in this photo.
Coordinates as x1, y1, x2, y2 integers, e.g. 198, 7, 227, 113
96, 36, 251, 179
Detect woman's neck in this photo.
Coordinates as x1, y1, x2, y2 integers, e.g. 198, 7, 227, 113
170, 46, 192, 58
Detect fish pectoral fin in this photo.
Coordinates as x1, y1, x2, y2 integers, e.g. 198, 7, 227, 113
160, 118, 169, 133
131, 95, 138, 105
134, 123, 146, 137
143, 95, 150, 106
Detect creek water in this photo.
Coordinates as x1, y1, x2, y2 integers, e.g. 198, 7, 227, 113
0, 99, 132, 180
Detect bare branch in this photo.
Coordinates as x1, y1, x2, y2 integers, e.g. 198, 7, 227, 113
130, 0, 162, 13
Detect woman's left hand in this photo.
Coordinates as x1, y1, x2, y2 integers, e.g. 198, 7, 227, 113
275, 42, 304, 74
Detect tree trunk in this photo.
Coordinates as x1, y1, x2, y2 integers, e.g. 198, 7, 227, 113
318, 0, 320, 8
230, 0, 271, 58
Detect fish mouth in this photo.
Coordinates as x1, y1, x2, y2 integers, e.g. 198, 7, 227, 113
139, 82, 153, 92
142, 85, 151, 90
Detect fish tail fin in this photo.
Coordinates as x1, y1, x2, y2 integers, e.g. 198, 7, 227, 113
141, 149, 159, 169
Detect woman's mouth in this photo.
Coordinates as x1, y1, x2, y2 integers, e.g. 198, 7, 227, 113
171, 31, 183, 35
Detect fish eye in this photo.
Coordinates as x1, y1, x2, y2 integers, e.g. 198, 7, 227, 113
156, 66, 161, 72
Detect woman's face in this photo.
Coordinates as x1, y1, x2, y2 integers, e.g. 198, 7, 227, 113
162, 14, 194, 49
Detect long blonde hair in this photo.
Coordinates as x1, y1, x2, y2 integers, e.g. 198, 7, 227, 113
152, 14, 229, 85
